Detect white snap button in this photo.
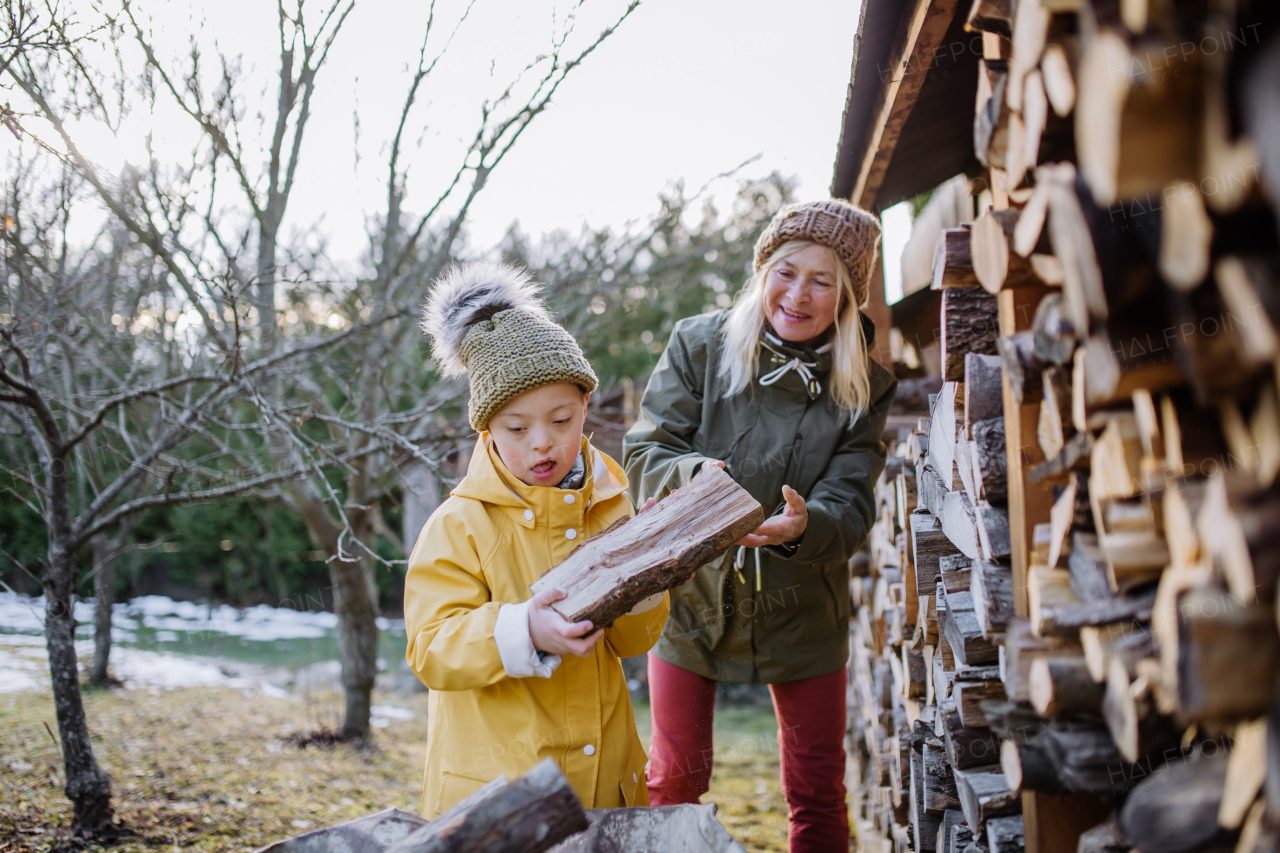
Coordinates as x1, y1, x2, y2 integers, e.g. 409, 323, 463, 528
632, 773, 638, 783
564, 494, 576, 504
583, 744, 595, 756
565, 529, 577, 540
524, 509, 534, 521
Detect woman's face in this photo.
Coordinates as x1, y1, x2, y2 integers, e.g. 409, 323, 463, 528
762, 243, 841, 342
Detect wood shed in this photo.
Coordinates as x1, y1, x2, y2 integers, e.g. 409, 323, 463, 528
833, 1, 1280, 853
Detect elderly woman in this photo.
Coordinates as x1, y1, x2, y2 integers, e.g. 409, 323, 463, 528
622, 199, 897, 852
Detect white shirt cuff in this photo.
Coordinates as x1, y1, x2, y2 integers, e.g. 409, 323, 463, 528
628, 592, 664, 615
495, 601, 561, 679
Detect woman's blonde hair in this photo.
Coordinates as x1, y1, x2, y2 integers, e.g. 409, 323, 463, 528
717, 239, 872, 421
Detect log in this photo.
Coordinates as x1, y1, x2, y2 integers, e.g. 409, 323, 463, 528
1045, 167, 1107, 333
1036, 721, 1132, 795
913, 511, 963, 597
1029, 565, 1156, 636
941, 491, 983, 562
918, 461, 949, 518
986, 815, 1024, 853
975, 60, 1013, 169
951, 822, 977, 853
1029, 655, 1105, 717
1080, 623, 1154, 684
942, 701, 1003, 770
1196, 470, 1280, 604
930, 381, 965, 489
531, 464, 763, 626
1075, 32, 1202, 207
952, 765, 1019, 831
965, 353, 1005, 430
924, 741, 961, 814
1118, 753, 1231, 853
943, 589, 1000, 667
934, 226, 979, 290
1220, 719, 1266, 830
1037, 366, 1074, 460
1041, 42, 1075, 118
386, 758, 588, 853
1067, 531, 1113, 605
1177, 586, 1280, 724
1103, 655, 1179, 764
1001, 739, 1065, 794
939, 809, 969, 853
1001, 619, 1081, 704
1029, 429, 1092, 485
996, 332, 1043, 406
971, 209, 1040, 294
1031, 294, 1078, 366
972, 418, 1008, 504
955, 676, 1005, 728
971, 561, 1014, 639
942, 286, 1000, 382
1004, 0, 1048, 112
912, 749, 945, 852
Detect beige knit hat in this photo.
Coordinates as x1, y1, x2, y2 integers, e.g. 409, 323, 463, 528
754, 199, 882, 307
421, 262, 598, 432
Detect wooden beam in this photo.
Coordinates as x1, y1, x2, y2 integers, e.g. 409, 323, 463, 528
852, 0, 965, 209
999, 284, 1056, 615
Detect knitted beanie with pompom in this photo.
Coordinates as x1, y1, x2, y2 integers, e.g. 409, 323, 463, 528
421, 262, 598, 432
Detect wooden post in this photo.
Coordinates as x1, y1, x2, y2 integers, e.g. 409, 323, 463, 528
865, 251, 895, 372
998, 284, 1055, 615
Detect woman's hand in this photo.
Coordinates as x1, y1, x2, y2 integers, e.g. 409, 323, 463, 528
528, 588, 602, 658
737, 484, 807, 548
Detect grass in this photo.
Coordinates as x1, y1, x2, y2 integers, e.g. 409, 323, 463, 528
0, 686, 789, 853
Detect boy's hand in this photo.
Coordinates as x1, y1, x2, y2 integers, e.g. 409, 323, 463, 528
528, 588, 602, 658
638, 497, 656, 513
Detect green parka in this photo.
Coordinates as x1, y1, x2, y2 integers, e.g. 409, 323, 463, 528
622, 310, 897, 684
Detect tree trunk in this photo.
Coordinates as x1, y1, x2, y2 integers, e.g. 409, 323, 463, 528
45, 545, 114, 836
89, 532, 117, 687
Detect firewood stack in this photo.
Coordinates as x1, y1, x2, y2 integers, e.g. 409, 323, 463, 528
847, 2, 1280, 853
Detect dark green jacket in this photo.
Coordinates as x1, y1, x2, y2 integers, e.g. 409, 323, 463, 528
622, 310, 896, 684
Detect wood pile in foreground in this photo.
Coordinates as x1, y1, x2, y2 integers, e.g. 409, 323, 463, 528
846, 2, 1280, 853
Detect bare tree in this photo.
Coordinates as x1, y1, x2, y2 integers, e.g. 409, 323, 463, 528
1, 0, 642, 834
122, 0, 640, 740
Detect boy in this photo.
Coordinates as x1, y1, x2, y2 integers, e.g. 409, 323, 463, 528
405, 262, 669, 817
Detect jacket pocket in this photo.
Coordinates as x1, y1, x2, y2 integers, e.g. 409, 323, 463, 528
619, 734, 649, 807
436, 770, 492, 815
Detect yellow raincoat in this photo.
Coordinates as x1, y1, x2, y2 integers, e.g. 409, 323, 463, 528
404, 433, 670, 817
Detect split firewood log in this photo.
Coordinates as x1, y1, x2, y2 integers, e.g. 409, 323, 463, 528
985, 815, 1024, 853
532, 464, 763, 626
1076, 32, 1202, 206
1219, 719, 1266, 830
954, 668, 1005, 728
1030, 655, 1105, 717
942, 287, 1000, 382
972, 419, 1008, 504
1080, 622, 1154, 684
1002, 618, 1081, 703
385, 758, 588, 853
943, 588, 1000, 667
975, 60, 1013, 170
952, 765, 1019, 832
965, 353, 1005, 430
1103, 655, 1179, 764
1030, 293, 1078, 366
1177, 585, 1280, 724
971, 561, 1014, 639
934, 226, 979, 290
1004, 0, 1049, 112
1001, 739, 1065, 794
970, 209, 1040, 293
1038, 365, 1074, 460
1041, 42, 1076, 118
1196, 470, 1280, 603
1118, 752, 1232, 853
996, 332, 1044, 406
913, 511, 963, 597
941, 700, 1002, 770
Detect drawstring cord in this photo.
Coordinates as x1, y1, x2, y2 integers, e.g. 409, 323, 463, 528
759, 333, 832, 400
734, 545, 763, 591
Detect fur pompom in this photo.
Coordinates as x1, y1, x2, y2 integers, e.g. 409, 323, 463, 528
421, 262, 547, 376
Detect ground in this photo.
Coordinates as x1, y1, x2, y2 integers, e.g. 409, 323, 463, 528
0, 686, 790, 853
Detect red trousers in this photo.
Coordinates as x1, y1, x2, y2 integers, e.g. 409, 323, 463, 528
646, 654, 849, 853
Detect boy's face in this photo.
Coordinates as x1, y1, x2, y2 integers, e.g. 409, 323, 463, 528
488, 382, 589, 487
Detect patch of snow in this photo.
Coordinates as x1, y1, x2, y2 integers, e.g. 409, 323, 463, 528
370, 704, 415, 721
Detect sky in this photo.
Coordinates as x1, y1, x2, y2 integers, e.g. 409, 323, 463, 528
43, 0, 870, 276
